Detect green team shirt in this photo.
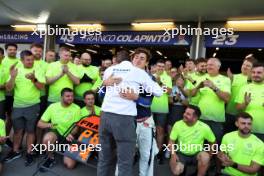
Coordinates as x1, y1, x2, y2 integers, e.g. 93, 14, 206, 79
221, 131, 264, 176
186, 72, 196, 80
80, 105, 101, 117
2, 56, 20, 72
46, 61, 80, 103
0, 119, 6, 136
8, 65, 45, 108
34, 59, 48, 96
151, 71, 172, 113
0, 64, 8, 102
235, 83, 264, 134
170, 120, 216, 155
41, 102, 81, 136
185, 73, 208, 106
2, 57, 20, 96
74, 65, 100, 100
198, 74, 231, 122
226, 74, 248, 115
0, 119, 6, 152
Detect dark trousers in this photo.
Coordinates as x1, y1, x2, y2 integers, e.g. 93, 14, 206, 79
97, 112, 136, 176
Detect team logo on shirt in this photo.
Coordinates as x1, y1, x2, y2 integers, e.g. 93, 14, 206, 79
113, 68, 130, 73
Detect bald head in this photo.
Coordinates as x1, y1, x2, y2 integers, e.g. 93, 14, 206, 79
207, 58, 221, 75
81, 52, 92, 66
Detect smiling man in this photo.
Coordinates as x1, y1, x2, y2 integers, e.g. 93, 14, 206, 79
218, 112, 264, 176
236, 62, 264, 142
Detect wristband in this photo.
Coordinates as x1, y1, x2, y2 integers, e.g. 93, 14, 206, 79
32, 78, 38, 83
213, 87, 219, 93
232, 162, 238, 169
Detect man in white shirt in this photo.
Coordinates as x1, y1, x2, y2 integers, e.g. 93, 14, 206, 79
97, 50, 163, 176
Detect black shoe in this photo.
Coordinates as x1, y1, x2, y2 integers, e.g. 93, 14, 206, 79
25, 153, 35, 166
3, 151, 22, 163
39, 157, 56, 172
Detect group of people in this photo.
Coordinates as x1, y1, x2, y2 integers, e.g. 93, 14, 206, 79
0, 42, 263, 176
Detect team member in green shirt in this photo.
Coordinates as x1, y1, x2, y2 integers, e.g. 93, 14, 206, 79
2, 43, 20, 74
0, 47, 7, 120
46, 47, 80, 104
80, 90, 101, 117
184, 58, 196, 79
45, 50, 56, 63
4, 50, 45, 166
236, 62, 264, 142
186, 58, 208, 106
169, 105, 216, 176
191, 58, 231, 144
2, 43, 20, 145
37, 88, 81, 172
225, 56, 257, 133
74, 52, 100, 107
30, 43, 49, 151
64, 90, 101, 169
0, 118, 6, 174
218, 112, 264, 176
151, 59, 172, 164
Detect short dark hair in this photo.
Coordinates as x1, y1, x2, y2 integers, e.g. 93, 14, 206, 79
174, 73, 184, 81
236, 112, 253, 121
83, 90, 95, 99
116, 50, 130, 63
5, 43, 17, 50
30, 43, 43, 49
61, 88, 73, 96
46, 49, 55, 53
20, 50, 33, 59
187, 105, 201, 118
132, 48, 152, 62
156, 59, 165, 64
104, 58, 112, 61
0, 47, 4, 55
243, 55, 258, 65
252, 62, 264, 69
185, 58, 195, 64
196, 57, 207, 64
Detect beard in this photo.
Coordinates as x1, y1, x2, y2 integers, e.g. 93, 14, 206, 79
253, 77, 264, 83
63, 100, 72, 106
34, 54, 42, 59
239, 128, 251, 135
83, 63, 90, 67
8, 53, 16, 58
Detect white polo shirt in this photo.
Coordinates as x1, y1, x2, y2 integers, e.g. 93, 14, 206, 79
101, 61, 163, 116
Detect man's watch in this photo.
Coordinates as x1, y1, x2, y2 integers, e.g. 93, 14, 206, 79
232, 162, 238, 169
213, 87, 219, 93
32, 78, 38, 83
